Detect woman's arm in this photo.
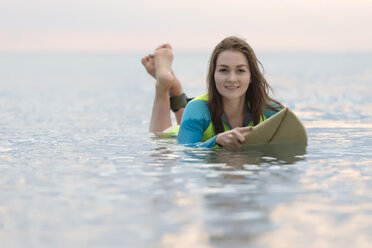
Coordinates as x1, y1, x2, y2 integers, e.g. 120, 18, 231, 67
177, 100, 217, 148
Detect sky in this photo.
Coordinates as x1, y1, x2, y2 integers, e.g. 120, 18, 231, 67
2, 0, 372, 53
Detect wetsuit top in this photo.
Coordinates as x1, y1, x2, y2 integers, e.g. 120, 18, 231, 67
177, 93, 282, 148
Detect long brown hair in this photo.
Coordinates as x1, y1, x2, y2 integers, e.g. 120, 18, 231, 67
207, 36, 283, 134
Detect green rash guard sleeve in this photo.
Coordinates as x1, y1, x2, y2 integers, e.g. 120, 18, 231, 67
177, 99, 217, 148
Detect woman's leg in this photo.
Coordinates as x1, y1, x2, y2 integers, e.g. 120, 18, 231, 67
169, 71, 185, 125
141, 44, 185, 132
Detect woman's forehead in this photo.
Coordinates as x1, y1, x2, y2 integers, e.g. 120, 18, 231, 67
216, 50, 249, 66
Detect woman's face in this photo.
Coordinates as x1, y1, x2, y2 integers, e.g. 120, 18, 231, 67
214, 50, 251, 103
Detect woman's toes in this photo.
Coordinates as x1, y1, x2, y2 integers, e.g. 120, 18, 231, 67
141, 56, 148, 66
156, 43, 172, 50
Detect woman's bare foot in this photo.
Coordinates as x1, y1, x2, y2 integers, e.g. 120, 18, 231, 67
142, 44, 184, 97
153, 44, 175, 93
155, 44, 185, 97
141, 54, 155, 78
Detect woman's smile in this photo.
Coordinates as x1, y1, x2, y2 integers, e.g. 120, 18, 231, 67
225, 85, 240, 89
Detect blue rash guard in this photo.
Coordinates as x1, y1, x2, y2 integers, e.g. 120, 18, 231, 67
177, 97, 282, 148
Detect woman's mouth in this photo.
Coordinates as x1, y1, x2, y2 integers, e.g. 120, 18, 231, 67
225, 86, 240, 89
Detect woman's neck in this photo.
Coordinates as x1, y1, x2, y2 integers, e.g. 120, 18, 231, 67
222, 96, 246, 128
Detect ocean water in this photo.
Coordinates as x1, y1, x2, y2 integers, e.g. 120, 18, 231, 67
0, 51, 371, 248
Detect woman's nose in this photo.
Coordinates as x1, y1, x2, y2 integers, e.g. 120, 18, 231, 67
228, 72, 237, 82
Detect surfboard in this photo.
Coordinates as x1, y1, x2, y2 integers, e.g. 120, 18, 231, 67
244, 107, 307, 145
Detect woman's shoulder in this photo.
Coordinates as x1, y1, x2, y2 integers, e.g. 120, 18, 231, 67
180, 94, 211, 132
184, 97, 210, 117
267, 100, 283, 110
183, 94, 210, 119
190, 92, 209, 102
263, 100, 283, 118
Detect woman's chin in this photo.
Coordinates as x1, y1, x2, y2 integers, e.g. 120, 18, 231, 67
221, 93, 245, 101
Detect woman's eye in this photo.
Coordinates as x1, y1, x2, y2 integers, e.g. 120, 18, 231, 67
219, 68, 227, 72
238, 69, 245, 73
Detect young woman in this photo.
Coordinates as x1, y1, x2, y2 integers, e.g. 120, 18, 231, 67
141, 36, 283, 148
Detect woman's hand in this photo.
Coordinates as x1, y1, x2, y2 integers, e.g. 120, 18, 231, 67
215, 127, 253, 148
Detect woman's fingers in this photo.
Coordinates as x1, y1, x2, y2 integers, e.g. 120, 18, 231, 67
216, 127, 254, 148
229, 130, 245, 147
233, 129, 246, 145
236, 126, 253, 134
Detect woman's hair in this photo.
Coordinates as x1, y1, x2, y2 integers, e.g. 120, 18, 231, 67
207, 36, 283, 134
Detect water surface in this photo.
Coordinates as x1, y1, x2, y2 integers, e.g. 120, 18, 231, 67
0, 52, 371, 248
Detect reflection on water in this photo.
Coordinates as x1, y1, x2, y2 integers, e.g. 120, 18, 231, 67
147, 139, 307, 248
184, 142, 307, 169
